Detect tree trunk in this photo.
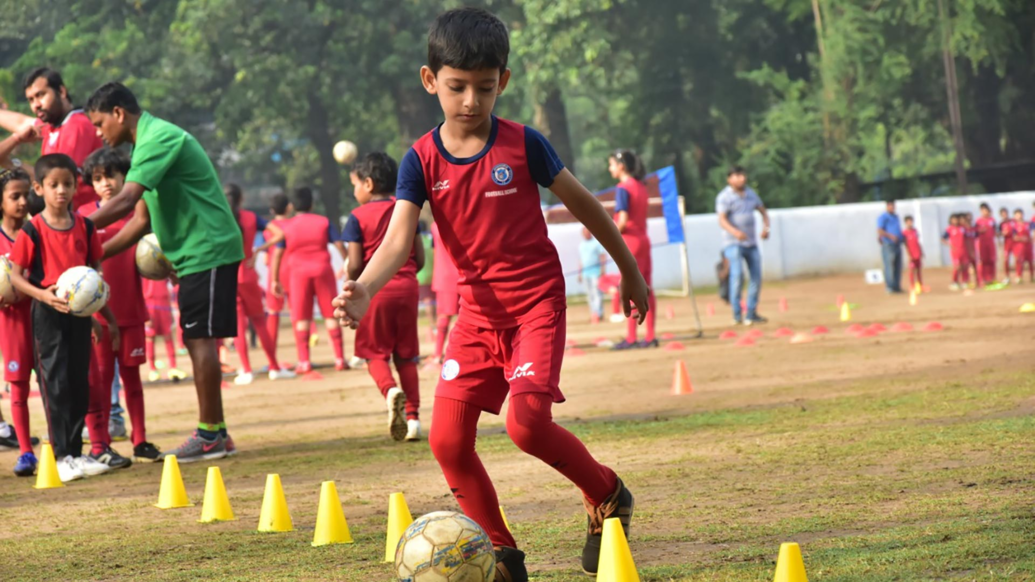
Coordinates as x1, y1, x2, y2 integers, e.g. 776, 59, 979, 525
533, 86, 576, 176
306, 93, 341, 221
393, 86, 440, 148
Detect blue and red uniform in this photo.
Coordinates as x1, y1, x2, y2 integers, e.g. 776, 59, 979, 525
396, 116, 618, 550
0, 228, 34, 454
1012, 219, 1033, 279
343, 198, 420, 419
233, 209, 282, 375
614, 177, 655, 344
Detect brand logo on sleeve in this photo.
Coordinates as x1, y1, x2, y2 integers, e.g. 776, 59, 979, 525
491, 164, 513, 186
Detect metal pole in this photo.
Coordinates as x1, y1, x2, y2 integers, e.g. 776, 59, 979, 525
678, 197, 704, 338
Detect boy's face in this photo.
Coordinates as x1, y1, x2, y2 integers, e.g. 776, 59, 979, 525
728, 172, 747, 190
34, 168, 76, 211
950, 216, 958, 225
421, 66, 511, 132
1000, 209, 1008, 218
91, 168, 124, 201
980, 207, 991, 217
350, 172, 373, 206
88, 108, 133, 147
607, 157, 622, 180
1015, 211, 1024, 221
2, 180, 30, 221
904, 219, 913, 229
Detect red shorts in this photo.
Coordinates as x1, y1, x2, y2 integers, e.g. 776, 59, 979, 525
147, 304, 173, 336
436, 288, 460, 317
623, 234, 652, 282
95, 324, 147, 367
909, 258, 922, 269
0, 301, 33, 382
437, 309, 566, 415
237, 278, 265, 319
355, 283, 420, 361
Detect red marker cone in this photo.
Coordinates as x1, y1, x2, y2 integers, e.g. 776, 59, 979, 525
735, 337, 756, 347
706, 303, 716, 316
671, 361, 692, 395
811, 326, 829, 335
664, 341, 685, 352
719, 330, 738, 340
924, 322, 943, 332
772, 327, 794, 338
779, 297, 789, 312
891, 322, 914, 332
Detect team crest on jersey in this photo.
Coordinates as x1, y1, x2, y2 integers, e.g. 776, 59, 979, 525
491, 164, 513, 186
7, 361, 18, 373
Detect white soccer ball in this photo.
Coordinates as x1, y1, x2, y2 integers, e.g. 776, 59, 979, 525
135, 233, 173, 280
333, 140, 358, 165
55, 266, 109, 317
0, 256, 20, 304
395, 511, 495, 582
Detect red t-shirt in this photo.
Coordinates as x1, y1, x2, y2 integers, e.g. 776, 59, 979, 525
1012, 220, 1032, 245
902, 228, 922, 260
37, 110, 103, 210
0, 228, 32, 332
397, 117, 567, 329
975, 216, 997, 245
430, 222, 459, 294
10, 213, 102, 288
614, 177, 650, 239
142, 278, 171, 303
281, 213, 338, 278
237, 209, 268, 283
81, 202, 147, 327
342, 198, 417, 293
943, 225, 966, 257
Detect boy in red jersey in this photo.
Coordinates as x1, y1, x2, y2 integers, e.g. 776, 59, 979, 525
1011, 209, 1033, 283
343, 153, 425, 441
8, 154, 120, 482
332, 9, 649, 580
429, 220, 459, 368
0, 168, 40, 476
943, 214, 967, 290
223, 184, 295, 385
962, 213, 980, 287
999, 207, 1013, 284
83, 148, 160, 464
142, 278, 183, 381
263, 192, 292, 346
975, 203, 997, 285
902, 215, 923, 290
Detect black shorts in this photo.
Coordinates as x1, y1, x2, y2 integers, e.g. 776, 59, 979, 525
178, 262, 239, 339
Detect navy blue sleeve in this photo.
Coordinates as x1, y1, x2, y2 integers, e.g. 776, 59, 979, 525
341, 214, 362, 243
327, 220, 341, 242
941, 230, 949, 240
396, 148, 428, 207
524, 127, 565, 188
615, 187, 630, 213
256, 215, 269, 232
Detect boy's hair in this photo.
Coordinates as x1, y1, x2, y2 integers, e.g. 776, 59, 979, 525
613, 149, 647, 181
26, 190, 45, 215
979, 202, 990, 211
0, 167, 31, 192
224, 183, 243, 209
34, 153, 78, 182
270, 191, 289, 215
428, 8, 509, 74
353, 152, 398, 195
727, 165, 745, 177
1014, 208, 1023, 215
904, 215, 914, 222
83, 147, 130, 181
23, 67, 68, 99
85, 81, 142, 115
292, 187, 314, 212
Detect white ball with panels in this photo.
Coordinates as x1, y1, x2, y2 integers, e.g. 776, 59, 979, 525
332, 140, 358, 165
135, 233, 173, 280
55, 266, 109, 317
0, 256, 20, 304
395, 511, 495, 582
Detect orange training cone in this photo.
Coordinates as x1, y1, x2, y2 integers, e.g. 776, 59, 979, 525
772, 542, 808, 582
672, 361, 692, 396
33, 443, 63, 489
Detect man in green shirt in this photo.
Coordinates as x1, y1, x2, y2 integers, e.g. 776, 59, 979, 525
86, 82, 244, 463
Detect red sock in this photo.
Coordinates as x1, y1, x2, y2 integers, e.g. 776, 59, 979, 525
9, 380, 31, 454
120, 366, 147, 446
146, 337, 157, 372
165, 336, 177, 369
645, 292, 657, 342
430, 397, 516, 548
625, 312, 638, 343
250, 315, 280, 370
434, 315, 451, 360
368, 358, 396, 395
86, 361, 110, 455
395, 358, 421, 420
328, 326, 344, 362
611, 291, 621, 315
266, 313, 280, 350
507, 393, 617, 506
294, 327, 310, 364
234, 311, 253, 374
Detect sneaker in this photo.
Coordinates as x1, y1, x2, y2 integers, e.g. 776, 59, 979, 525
334, 358, 350, 371
348, 356, 366, 369
610, 339, 637, 351
158, 431, 227, 464
147, 369, 161, 382
608, 313, 625, 324
386, 387, 407, 442
224, 434, 237, 457
14, 452, 37, 477
234, 372, 254, 386
636, 339, 660, 349
296, 361, 312, 375
167, 368, 187, 382
57, 455, 85, 483
89, 447, 132, 470
109, 419, 128, 442
745, 314, 768, 325
269, 368, 297, 381
581, 477, 634, 575
494, 546, 528, 582
405, 419, 422, 442
78, 454, 113, 477
133, 441, 162, 463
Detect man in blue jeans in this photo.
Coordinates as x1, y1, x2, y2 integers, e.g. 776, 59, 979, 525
877, 200, 904, 293
716, 166, 771, 325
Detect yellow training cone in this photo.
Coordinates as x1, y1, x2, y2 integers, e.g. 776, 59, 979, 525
1020, 303, 1035, 313
384, 492, 414, 562
33, 443, 63, 489
155, 455, 193, 509
914, 282, 922, 295
258, 474, 293, 533
312, 481, 353, 546
596, 517, 639, 582
198, 466, 234, 523
839, 302, 851, 322
909, 290, 918, 306
500, 506, 511, 532
773, 542, 808, 582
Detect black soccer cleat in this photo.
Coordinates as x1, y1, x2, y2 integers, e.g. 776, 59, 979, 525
494, 546, 528, 582
133, 441, 162, 463
581, 477, 634, 576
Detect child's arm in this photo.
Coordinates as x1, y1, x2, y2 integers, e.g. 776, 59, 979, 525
549, 169, 649, 321
8, 263, 68, 313
270, 246, 285, 297
412, 231, 426, 273
97, 304, 120, 351
346, 242, 365, 282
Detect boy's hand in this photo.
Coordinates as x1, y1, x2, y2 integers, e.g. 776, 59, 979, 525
332, 280, 370, 329
273, 281, 284, 299
91, 320, 103, 344
109, 325, 121, 351
41, 285, 70, 313
619, 270, 650, 324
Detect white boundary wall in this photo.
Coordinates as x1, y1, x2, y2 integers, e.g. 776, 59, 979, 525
549, 191, 1035, 293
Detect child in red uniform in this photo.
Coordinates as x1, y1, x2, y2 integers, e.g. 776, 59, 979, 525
223, 184, 294, 385
902, 215, 923, 289
263, 192, 292, 347
8, 154, 120, 483
975, 203, 997, 285
999, 207, 1014, 283
142, 278, 183, 381
943, 214, 967, 290
1011, 209, 1033, 283
962, 213, 980, 287
84, 148, 160, 464
344, 153, 425, 441
0, 168, 39, 476
609, 149, 656, 349
332, 9, 649, 579
267, 187, 348, 373
429, 221, 459, 367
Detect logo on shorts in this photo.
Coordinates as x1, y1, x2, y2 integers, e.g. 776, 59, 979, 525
130, 348, 145, 358
7, 361, 18, 373
491, 164, 513, 186
184, 322, 198, 329
441, 359, 460, 381
508, 362, 535, 381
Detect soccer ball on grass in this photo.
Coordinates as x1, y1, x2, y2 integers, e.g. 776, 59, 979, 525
394, 511, 495, 582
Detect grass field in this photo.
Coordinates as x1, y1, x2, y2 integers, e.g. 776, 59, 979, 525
1, 269, 1034, 581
